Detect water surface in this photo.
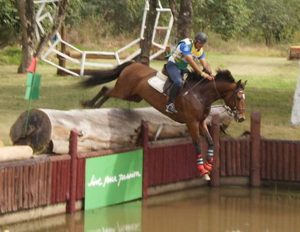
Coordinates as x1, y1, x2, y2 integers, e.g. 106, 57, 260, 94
2, 186, 300, 232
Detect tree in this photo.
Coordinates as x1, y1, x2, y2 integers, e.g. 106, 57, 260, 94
139, 0, 158, 65
16, 0, 69, 73
168, 0, 192, 42
16, 0, 36, 73
177, 0, 192, 39
249, 0, 300, 46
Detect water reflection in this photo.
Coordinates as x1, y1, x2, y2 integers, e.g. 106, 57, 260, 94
2, 186, 300, 232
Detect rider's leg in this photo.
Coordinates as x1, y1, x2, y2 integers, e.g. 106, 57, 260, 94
165, 61, 183, 113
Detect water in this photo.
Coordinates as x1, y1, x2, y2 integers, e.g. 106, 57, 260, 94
2, 186, 300, 232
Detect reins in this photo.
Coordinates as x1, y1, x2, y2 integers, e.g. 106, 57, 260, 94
182, 77, 206, 96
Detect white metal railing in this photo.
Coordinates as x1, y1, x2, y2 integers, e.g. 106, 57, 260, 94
34, 0, 173, 76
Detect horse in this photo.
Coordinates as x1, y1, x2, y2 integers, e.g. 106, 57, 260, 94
80, 61, 246, 181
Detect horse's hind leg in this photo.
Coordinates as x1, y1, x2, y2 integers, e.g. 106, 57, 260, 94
81, 86, 109, 108
93, 87, 112, 108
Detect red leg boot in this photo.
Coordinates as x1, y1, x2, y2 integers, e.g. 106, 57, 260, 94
197, 164, 209, 176
197, 154, 210, 181
204, 157, 214, 173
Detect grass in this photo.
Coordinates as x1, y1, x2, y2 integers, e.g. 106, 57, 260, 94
0, 47, 299, 145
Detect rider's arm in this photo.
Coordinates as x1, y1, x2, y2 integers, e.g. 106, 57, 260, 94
185, 55, 214, 80
199, 58, 213, 76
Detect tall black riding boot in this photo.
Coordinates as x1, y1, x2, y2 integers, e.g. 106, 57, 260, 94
166, 85, 180, 113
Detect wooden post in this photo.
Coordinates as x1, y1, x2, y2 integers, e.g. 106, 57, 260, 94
66, 130, 78, 213
141, 121, 149, 199
210, 115, 220, 187
250, 112, 261, 187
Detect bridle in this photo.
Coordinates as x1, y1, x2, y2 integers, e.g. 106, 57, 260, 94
225, 87, 246, 119
212, 80, 245, 119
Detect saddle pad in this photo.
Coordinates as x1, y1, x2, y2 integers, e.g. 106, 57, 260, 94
148, 71, 168, 93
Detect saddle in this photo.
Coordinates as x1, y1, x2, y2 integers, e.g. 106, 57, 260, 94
147, 65, 173, 95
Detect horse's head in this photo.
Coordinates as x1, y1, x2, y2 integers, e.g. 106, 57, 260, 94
224, 79, 247, 122
187, 69, 246, 122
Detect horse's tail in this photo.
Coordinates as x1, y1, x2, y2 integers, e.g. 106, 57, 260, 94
81, 61, 134, 87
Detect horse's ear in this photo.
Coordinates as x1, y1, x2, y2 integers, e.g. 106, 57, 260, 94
237, 80, 247, 89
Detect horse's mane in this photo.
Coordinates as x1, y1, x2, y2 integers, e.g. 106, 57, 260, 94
187, 69, 235, 83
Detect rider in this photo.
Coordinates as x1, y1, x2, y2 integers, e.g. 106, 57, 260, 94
165, 32, 214, 113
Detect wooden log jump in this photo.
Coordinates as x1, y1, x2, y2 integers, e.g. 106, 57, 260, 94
9, 106, 233, 154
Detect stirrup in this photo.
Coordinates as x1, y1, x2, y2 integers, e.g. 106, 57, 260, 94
166, 103, 178, 113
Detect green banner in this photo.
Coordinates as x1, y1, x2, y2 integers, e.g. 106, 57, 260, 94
25, 73, 41, 100
85, 149, 143, 210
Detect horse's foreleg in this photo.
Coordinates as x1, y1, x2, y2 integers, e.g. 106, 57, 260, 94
81, 86, 109, 108
187, 121, 210, 181
199, 121, 214, 173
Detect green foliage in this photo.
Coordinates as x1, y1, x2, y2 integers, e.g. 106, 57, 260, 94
3, 0, 299, 48
192, 0, 300, 44
193, 0, 251, 40
65, 0, 83, 25
80, 0, 144, 34
0, 0, 19, 48
246, 0, 300, 45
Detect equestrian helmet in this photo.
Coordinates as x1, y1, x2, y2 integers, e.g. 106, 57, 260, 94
194, 32, 208, 44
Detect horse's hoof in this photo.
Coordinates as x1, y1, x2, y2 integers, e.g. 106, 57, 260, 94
202, 174, 210, 181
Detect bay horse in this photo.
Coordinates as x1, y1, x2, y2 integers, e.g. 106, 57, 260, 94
80, 61, 246, 181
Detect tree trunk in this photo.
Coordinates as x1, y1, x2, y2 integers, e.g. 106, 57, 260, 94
16, 0, 36, 73
16, 0, 69, 73
10, 107, 233, 154
168, 0, 179, 43
139, 0, 158, 65
34, 0, 69, 58
177, 0, 193, 39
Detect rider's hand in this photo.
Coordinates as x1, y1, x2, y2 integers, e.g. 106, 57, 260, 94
203, 72, 214, 80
